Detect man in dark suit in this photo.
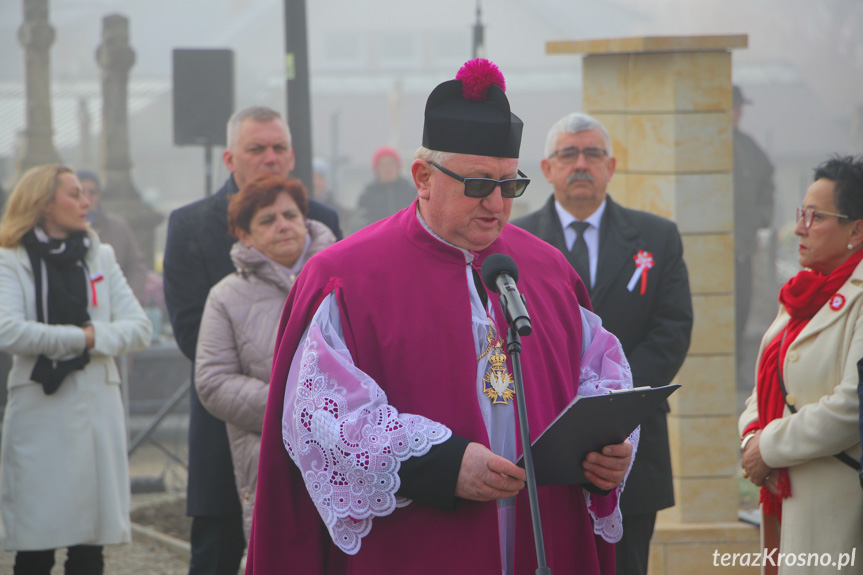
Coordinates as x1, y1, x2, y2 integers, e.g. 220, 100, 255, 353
513, 112, 692, 575
163, 105, 341, 575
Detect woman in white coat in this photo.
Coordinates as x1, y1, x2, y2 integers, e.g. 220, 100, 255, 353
195, 174, 335, 540
0, 165, 152, 574
739, 156, 863, 575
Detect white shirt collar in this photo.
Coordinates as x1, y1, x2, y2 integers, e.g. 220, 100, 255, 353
554, 197, 606, 232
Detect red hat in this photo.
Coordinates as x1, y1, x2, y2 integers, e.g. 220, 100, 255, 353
372, 146, 401, 171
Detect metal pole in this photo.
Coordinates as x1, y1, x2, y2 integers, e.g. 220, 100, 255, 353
127, 380, 190, 456
330, 111, 340, 200
508, 328, 552, 575
284, 0, 313, 191
204, 142, 213, 197
472, 0, 485, 59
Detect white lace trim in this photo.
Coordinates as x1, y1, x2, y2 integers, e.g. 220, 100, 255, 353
581, 423, 639, 543
577, 307, 639, 544
282, 294, 451, 555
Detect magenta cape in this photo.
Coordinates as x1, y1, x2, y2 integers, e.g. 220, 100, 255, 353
247, 202, 616, 575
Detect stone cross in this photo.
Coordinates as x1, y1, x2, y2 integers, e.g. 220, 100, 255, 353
15, 0, 61, 177
96, 14, 162, 270
97, 14, 137, 201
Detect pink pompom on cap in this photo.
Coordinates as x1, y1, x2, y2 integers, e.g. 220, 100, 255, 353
455, 58, 506, 102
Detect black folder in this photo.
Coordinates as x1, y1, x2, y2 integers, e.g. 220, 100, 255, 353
516, 384, 680, 486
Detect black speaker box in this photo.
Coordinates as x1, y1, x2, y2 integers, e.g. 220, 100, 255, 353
172, 49, 234, 146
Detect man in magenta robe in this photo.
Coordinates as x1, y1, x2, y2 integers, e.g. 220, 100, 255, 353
247, 58, 635, 575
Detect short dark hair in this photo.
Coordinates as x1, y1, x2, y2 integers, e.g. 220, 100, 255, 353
227, 174, 308, 238
76, 169, 101, 192
813, 156, 863, 221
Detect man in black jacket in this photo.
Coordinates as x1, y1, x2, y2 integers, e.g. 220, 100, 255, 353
163, 105, 341, 575
513, 112, 692, 575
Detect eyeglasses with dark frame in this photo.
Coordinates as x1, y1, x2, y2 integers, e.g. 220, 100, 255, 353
796, 206, 849, 229
548, 146, 607, 164
428, 161, 530, 199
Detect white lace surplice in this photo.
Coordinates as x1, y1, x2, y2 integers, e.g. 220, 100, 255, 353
281, 293, 451, 555
578, 307, 640, 543
281, 291, 638, 556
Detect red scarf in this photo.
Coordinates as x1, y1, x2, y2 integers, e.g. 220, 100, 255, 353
744, 249, 863, 521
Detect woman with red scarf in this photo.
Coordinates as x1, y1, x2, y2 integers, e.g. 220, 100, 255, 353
739, 156, 863, 575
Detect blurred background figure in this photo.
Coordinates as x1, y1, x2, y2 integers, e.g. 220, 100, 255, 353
0, 165, 151, 575
313, 156, 352, 232
355, 146, 416, 230
76, 170, 149, 304
312, 157, 336, 207
739, 156, 863, 574
194, 174, 336, 540
733, 85, 776, 384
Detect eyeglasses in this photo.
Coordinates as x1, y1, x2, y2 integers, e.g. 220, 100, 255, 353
796, 206, 849, 229
548, 146, 607, 164
428, 161, 530, 199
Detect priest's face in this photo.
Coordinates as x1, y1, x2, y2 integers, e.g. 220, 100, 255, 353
414, 154, 516, 252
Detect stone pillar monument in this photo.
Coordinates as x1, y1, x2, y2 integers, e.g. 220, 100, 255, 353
547, 35, 759, 574
96, 14, 162, 270
15, 0, 61, 177
77, 97, 95, 171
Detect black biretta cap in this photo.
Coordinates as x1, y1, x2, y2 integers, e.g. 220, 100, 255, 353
422, 59, 523, 159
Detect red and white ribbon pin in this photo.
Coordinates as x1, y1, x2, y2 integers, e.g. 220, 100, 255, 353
830, 294, 845, 311
90, 273, 104, 307
627, 250, 654, 295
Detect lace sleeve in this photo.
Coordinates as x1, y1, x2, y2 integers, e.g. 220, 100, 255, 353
282, 292, 452, 555
577, 306, 639, 543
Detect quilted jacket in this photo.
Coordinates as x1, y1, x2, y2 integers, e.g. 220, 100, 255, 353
195, 220, 335, 538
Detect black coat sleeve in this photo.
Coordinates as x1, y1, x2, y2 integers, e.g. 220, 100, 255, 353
308, 200, 343, 241
163, 208, 208, 360
396, 434, 471, 511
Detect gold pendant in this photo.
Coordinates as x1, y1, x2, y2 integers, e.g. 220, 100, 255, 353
482, 343, 515, 405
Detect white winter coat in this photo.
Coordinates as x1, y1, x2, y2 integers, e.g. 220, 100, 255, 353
0, 229, 152, 551
195, 220, 335, 539
739, 260, 863, 575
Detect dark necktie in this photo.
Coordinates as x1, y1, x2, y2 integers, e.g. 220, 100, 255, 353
569, 221, 591, 288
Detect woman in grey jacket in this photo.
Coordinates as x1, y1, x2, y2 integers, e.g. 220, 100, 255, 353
0, 165, 152, 574
195, 174, 336, 539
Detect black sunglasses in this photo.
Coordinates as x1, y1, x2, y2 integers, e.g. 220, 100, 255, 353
428, 161, 530, 199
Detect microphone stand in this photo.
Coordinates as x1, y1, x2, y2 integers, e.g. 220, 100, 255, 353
506, 325, 552, 575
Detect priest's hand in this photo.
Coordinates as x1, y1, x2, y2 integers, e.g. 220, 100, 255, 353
583, 439, 633, 491
455, 442, 526, 502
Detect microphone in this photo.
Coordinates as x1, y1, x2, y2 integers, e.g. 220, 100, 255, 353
480, 253, 532, 336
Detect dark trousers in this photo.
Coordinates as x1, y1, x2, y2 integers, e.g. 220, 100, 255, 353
615, 512, 656, 575
14, 545, 104, 575
188, 515, 246, 575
